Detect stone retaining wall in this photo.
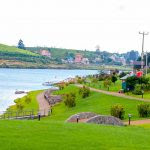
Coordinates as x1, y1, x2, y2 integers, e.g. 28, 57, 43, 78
86, 115, 124, 126
66, 112, 97, 122
44, 89, 62, 105
66, 112, 124, 126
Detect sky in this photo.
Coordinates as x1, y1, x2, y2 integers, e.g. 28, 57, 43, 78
0, 0, 150, 53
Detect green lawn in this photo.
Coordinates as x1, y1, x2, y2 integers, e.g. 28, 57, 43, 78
50, 85, 149, 121
84, 78, 150, 100
0, 120, 150, 150
1, 85, 150, 150
0, 44, 39, 56
85, 79, 122, 92
5, 90, 42, 116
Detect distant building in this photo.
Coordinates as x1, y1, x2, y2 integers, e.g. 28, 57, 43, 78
82, 58, 89, 65
75, 54, 83, 63
40, 50, 51, 57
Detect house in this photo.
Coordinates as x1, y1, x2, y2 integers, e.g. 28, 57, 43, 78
82, 58, 89, 65
75, 54, 83, 63
40, 50, 51, 57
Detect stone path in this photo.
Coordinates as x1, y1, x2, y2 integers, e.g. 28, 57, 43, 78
36, 91, 50, 116
75, 84, 150, 102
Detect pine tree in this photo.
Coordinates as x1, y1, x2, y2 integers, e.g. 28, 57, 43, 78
17, 39, 25, 50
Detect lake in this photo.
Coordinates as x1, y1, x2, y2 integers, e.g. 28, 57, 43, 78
0, 68, 97, 111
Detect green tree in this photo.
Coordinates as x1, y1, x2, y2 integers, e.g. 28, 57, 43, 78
17, 39, 25, 50
111, 75, 117, 85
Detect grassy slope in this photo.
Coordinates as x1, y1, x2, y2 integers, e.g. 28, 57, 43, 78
84, 78, 150, 99
50, 85, 148, 121
1, 85, 150, 150
0, 44, 39, 56
7, 90, 42, 112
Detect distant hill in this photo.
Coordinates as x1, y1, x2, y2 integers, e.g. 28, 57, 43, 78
0, 44, 132, 70
0, 44, 51, 66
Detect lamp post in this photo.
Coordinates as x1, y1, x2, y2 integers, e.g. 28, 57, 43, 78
142, 90, 144, 99
128, 114, 132, 125
76, 115, 79, 123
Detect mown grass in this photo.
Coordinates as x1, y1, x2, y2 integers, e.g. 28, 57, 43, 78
0, 120, 150, 150
0, 44, 39, 56
7, 90, 42, 112
1, 85, 150, 150
85, 79, 122, 92
50, 85, 149, 121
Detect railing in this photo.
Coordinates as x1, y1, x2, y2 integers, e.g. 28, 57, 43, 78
0, 108, 52, 120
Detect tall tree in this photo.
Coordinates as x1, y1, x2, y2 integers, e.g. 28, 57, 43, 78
17, 39, 25, 50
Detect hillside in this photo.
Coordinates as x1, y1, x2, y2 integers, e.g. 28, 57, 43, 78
0, 44, 52, 68
1, 85, 150, 150
0, 44, 132, 70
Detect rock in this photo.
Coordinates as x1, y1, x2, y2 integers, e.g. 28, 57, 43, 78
66, 112, 124, 126
86, 115, 124, 126
44, 89, 62, 105
66, 112, 97, 122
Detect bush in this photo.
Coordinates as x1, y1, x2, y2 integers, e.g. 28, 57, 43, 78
64, 92, 76, 108
16, 103, 24, 111
133, 84, 143, 95
92, 78, 98, 84
103, 80, 112, 88
58, 83, 65, 90
79, 86, 90, 98
77, 77, 85, 84
25, 96, 31, 104
137, 103, 150, 117
111, 104, 125, 120
111, 75, 117, 84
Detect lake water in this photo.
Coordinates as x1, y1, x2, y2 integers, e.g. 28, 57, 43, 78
0, 68, 97, 111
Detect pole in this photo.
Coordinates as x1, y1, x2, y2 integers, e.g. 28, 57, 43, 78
146, 51, 148, 76
139, 32, 149, 74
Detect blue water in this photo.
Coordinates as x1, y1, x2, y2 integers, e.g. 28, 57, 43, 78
0, 68, 97, 111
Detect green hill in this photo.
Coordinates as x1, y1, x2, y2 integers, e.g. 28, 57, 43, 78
0, 44, 52, 67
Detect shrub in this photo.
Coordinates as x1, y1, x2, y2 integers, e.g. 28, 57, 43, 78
77, 77, 85, 84
58, 83, 65, 90
111, 104, 125, 120
132, 84, 143, 95
92, 78, 98, 84
16, 103, 24, 111
103, 80, 112, 88
79, 86, 90, 98
25, 96, 31, 104
111, 75, 117, 84
137, 103, 150, 117
64, 92, 76, 108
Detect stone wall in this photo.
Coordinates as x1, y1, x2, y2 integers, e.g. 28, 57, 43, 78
86, 115, 124, 126
66, 112, 97, 122
66, 112, 124, 126
44, 89, 62, 105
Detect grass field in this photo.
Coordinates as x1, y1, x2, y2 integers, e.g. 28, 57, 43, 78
6, 90, 42, 115
1, 85, 150, 150
85, 79, 122, 92
0, 44, 39, 56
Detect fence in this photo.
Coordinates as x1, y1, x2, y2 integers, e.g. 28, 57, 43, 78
0, 108, 52, 120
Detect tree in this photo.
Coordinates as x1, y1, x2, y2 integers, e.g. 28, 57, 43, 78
17, 39, 25, 50
111, 75, 117, 85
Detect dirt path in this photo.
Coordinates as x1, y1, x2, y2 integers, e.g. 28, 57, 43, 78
124, 119, 150, 125
37, 91, 50, 116
75, 84, 150, 102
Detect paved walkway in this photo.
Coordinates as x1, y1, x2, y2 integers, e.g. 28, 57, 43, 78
37, 91, 50, 116
75, 84, 150, 102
